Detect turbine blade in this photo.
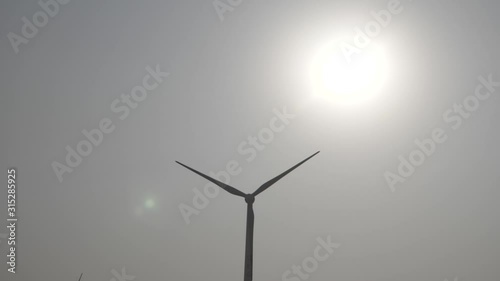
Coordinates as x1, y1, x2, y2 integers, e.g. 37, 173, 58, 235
252, 151, 320, 196
78, 273, 83, 281
244, 203, 255, 281
176, 161, 246, 198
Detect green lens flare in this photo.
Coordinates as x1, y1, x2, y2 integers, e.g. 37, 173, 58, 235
145, 199, 155, 209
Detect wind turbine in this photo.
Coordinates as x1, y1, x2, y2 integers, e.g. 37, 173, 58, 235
176, 151, 319, 281
77, 273, 83, 281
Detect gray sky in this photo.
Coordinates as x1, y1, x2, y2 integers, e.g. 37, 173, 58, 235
1, 0, 499, 281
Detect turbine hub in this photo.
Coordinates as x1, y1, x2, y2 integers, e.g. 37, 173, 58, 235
245, 194, 255, 204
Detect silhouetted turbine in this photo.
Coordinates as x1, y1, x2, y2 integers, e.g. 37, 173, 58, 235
78, 273, 83, 281
176, 151, 319, 281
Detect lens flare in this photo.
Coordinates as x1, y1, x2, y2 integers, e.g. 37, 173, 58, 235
145, 198, 156, 209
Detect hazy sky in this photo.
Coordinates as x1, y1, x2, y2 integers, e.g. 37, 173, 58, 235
1, 0, 499, 281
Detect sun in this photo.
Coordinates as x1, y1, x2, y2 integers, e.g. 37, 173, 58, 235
310, 41, 389, 104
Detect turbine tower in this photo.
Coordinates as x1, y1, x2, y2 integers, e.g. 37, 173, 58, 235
176, 151, 319, 281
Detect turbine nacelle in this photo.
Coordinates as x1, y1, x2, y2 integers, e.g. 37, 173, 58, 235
245, 194, 255, 204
